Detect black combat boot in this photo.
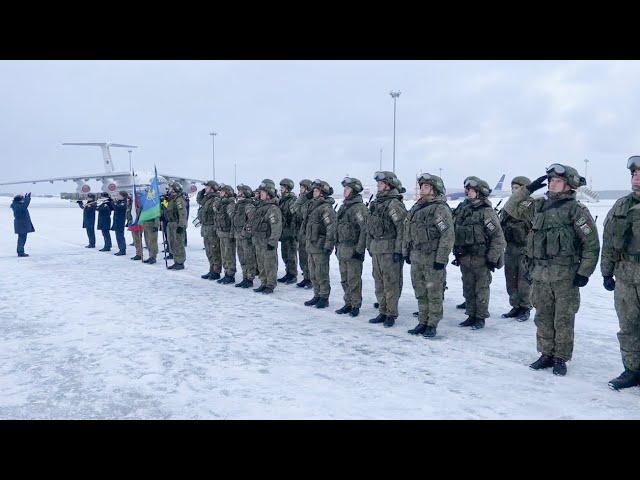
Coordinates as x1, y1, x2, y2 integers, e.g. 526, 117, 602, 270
131, 255, 142, 260
220, 275, 235, 285
296, 279, 307, 288
529, 354, 554, 370
201, 272, 212, 279
277, 274, 289, 283
144, 257, 156, 264
456, 301, 466, 309
261, 286, 274, 294
501, 307, 520, 318
553, 358, 567, 376
412, 311, 419, 317
99, 247, 110, 252
114, 251, 126, 256
369, 313, 386, 324
304, 296, 320, 306
85, 245, 95, 248
18, 253, 29, 257
315, 298, 329, 309
459, 316, 476, 327
304, 279, 313, 289
422, 326, 437, 338
170, 263, 184, 270
335, 305, 352, 315
253, 285, 266, 293
210, 272, 221, 280
383, 316, 396, 328
408, 323, 427, 335
349, 307, 360, 317
285, 276, 297, 285
471, 318, 485, 330
235, 278, 246, 287
608, 369, 640, 390
241, 279, 254, 288
516, 308, 531, 322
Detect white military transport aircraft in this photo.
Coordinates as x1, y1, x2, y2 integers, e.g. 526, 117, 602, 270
0, 142, 206, 198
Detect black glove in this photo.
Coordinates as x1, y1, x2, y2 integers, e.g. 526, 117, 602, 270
392, 252, 403, 263
176, 226, 184, 234
451, 257, 460, 267
267, 244, 275, 250
527, 175, 548, 194
404, 255, 411, 264
352, 252, 365, 262
603, 276, 615, 291
486, 260, 497, 272
433, 262, 445, 270
573, 274, 589, 287
76, 200, 83, 205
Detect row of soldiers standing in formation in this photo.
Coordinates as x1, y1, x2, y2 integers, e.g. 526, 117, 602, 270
70, 158, 640, 391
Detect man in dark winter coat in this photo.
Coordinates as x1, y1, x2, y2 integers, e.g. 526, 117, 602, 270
77, 193, 97, 248
111, 191, 128, 256
10, 192, 35, 257
97, 193, 114, 252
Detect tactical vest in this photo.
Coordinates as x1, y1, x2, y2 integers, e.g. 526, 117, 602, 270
215, 198, 234, 232
279, 194, 297, 238
407, 200, 449, 252
199, 195, 217, 226
166, 197, 183, 223
500, 209, 531, 246
337, 197, 365, 245
453, 201, 493, 256
306, 199, 333, 247
251, 201, 277, 240
607, 195, 640, 258
528, 197, 581, 265
367, 196, 401, 240
232, 199, 251, 233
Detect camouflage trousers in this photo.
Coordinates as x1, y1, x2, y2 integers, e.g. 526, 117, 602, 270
308, 252, 331, 298
532, 279, 580, 361
504, 247, 531, 309
372, 253, 403, 317
460, 255, 492, 319
132, 229, 143, 257
298, 234, 310, 280
202, 226, 222, 274
235, 235, 257, 281
613, 279, 640, 371
410, 254, 446, 327
280, 237, 298, 277
254, 241, 278, 289
167, 222, 186, 264
219, 234, 237, 276
143, 223, 159, 260
338, 257, 363, 308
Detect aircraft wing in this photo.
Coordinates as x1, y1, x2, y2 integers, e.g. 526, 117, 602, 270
0, 171, 132, 186
158, 173, 206, 184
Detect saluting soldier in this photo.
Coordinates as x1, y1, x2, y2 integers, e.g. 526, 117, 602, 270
76, 193, 97, 248
503, 164, 599, 376
404, 173, 454, 338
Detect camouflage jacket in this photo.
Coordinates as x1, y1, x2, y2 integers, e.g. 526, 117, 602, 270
305, 196, 337, 254
403, 194, 454, 265
336, 194, 368, 260
292, 193, 312, 242
499, 193, 533, 251
503, 187, 599, 281
453, 197, 506, 265
231, 197, 256, 239
601, 192, 640, 282
365, 189, 407, 255
278, 192, 298, 240
250, 198, 282, 247
214, 196, 236, 238
165, 194, 187, 227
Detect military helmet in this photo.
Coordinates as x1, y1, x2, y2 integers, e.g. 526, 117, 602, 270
341, 176, 363, 193
417, 173, 446, 195
464, 176, 492, 197
373, 170, 401, 190
236, 184, 254, 197
13, 194, 24, 202
311, 179, 334, 196
299, 179, 313, 190
205, 180, 220, 190
545, 164, 586, 189
511, 176, 531, 187
257, 179, 277, 198
279, 178, 295, 191
170, 181, 183, 193
627, 156, 640, 173
220, 184, 235, 196
87, 193, 97, 200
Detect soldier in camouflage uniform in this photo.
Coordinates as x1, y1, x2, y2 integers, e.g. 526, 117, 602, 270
499, 176, 533, 322
197, 181, 222, 280
232, 184, 258, 288
215, 184, 237, 284
302, 179, 337, 309
366, 171, 408, 328
404, 173, 455, 338
601, 156, 640, 390
452, 176, 506, 330
277, 178, 299, 284
166, 181, 188, 270
127, 191, 143, 260
504, 164, 600, 376
250, 180, 283, 294
335, 177, 368, 317
292, 179, 313, 288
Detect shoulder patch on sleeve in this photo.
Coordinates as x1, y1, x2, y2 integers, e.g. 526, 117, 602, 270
268, 211, 278, 224
436, 217, 449, 232
389, 207, 401, 222
322, 212, 332, 225
580, 223, 593, 236
521, 200, 532, 208
575, 216, 587, 226
484, 218, 496, 232
355, 210, 364, 224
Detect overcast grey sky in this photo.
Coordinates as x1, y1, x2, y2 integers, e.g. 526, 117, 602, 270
1, 60, 639, 194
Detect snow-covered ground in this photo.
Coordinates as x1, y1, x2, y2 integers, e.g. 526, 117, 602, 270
1, 196, 638, 419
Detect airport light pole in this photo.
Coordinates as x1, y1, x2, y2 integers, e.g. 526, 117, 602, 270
584, 158, 589, 185
210, 131, 217, 181
390, 91, 401, 174
439, 167, 443, 179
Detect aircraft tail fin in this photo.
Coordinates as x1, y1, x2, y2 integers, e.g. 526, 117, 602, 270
62, 142, 138, 174
493, 174, 506, 192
